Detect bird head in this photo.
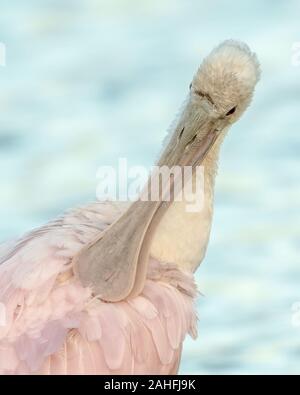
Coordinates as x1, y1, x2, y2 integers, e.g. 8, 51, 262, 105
192, 40, 260, 122
158, 40, 261, 170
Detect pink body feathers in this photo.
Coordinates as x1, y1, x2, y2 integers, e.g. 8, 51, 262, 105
0, 202, 198, 374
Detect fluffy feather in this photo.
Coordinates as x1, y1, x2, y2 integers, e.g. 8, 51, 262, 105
0, 201, 198, 374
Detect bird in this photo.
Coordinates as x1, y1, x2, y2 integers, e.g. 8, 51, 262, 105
0, 40, 260, 374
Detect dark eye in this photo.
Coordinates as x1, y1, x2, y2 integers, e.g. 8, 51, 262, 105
226, 106, 237, 116
189, 82, 192, 90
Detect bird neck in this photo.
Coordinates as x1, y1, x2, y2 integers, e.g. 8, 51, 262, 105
150, 135, 223, 272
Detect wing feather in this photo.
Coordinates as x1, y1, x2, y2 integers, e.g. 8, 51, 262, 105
0, 202, 197, 374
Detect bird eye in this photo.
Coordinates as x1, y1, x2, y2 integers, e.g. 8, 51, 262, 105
189, 82, 192, 90
226, 106, 237, 116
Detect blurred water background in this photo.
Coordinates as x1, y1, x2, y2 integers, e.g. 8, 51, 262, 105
0, 0, 300, 374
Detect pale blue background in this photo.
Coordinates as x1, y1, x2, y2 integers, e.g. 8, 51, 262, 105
0, 0, 300, 374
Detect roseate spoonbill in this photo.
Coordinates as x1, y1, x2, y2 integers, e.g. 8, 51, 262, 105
0, 40, 260, 374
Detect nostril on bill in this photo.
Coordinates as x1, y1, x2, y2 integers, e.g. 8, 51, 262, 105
185, 134, 197, 150
178, 127, 185, 141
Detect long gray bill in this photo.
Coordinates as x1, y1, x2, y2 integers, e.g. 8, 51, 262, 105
73, 102, 220, 302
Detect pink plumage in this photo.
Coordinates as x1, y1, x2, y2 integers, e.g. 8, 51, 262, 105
0, 202, 198, 374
